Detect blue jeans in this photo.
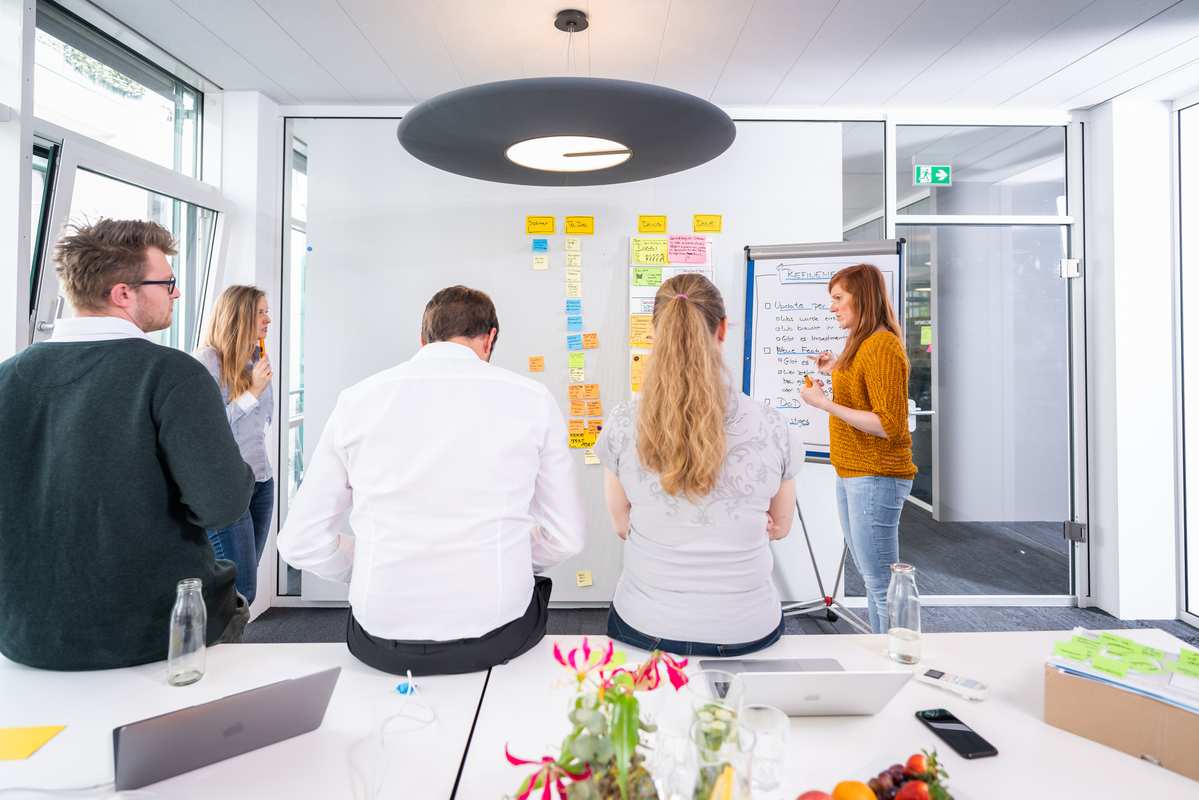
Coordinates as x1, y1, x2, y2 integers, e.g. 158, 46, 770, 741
835, 475, 913, 634
208, 479, 274, 606
606, 606, 784, 658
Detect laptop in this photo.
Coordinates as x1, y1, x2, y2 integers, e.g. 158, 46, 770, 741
698, 658, 910, 716
113, 667, 341, 791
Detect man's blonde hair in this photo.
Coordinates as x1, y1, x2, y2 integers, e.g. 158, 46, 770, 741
54, 219, 177, 312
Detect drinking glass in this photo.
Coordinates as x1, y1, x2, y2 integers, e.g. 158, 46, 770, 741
689, 720, 754, 800
740, 704, 789, 793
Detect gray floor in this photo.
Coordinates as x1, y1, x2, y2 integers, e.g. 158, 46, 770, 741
243, 606, 1199, 648
843, 504, 1071, 596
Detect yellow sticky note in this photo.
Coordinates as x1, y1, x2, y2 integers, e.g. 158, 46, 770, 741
920, 325, 931, 346
569, 430, 597, 449
0, 726, 65, 760
565, 216, 594, 235
565, 266, 583, 282
528, 356, 545, 372
565, 252, 582, 268
568, 418, 585, 434
638, 215, 667, 233
631, 353, 650, 393
629, 314, 654, 348
568, 352, 585, 369
582, 332, 599, 349
584, 448, 600, 465
583, 383, 600, 400
568, 384, 586, 400
576, 570, 594, 587
586, 399, 603, 417
565, 237, 581, 252
570, 399, 585, 416
569, 367, 585, 383
566, 280, 582, 298
532, 254, 549, 270
526, 216, 555, 234
631, 237, 668, 265
693, 214, 722, 232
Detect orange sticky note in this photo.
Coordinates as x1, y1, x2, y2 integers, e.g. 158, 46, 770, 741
528, 356, 545, 372
570, 399, 585, 416
630, 353, 650, 393
568, 418, 586, 434
586, 419, 603, 434
568, 385, 586, 401
586, 399, 602, 417
0, 726, 65, 760
583, 383, 600, 400
582, 332, 599, 349
568, 431, 597, 449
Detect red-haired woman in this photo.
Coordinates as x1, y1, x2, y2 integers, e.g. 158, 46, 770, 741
800, 264, 916, 633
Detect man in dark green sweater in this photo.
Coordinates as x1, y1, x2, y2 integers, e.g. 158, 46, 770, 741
0, 219, 255, 670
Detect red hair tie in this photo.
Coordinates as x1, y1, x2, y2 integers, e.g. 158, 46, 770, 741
676, 293, 688, 300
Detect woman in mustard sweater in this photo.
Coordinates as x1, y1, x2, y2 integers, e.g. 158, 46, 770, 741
801, 263, 917, 633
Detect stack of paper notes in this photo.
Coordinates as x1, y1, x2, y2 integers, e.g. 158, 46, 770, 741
1047, 628, 1199, 714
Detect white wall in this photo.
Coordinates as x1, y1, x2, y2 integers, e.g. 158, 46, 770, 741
0, 0, 33, 359
1085, 97, 1178, 619
293, 117, 845, 604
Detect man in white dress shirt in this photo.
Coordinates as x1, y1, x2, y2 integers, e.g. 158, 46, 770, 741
278, 286, 585, 675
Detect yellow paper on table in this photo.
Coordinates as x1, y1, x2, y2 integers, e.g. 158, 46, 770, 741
586, 399, 603, 417
568, 384, 586, 401
569, 367, 585, 383
565, 252, 582, 268
565, 216, 594, 235
631, 237, 668, 266
570, 399, 586, 416
527, 356, 545, 372
0, 726, 65, 760
629, 314, 654, 348
582, 332, 599, 349
565, 237, 582, 252
568, 352, 585, 369
630, 353, 650, 392
638, 215, 667, 233
526, 216, 555, 234
583, 383, 600, 400
693, 214, 722, 233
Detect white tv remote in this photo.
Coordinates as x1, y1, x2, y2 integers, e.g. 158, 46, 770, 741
914, 667, 988, 701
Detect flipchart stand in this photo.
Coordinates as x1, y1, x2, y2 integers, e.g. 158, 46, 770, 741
781, 499, 872, 634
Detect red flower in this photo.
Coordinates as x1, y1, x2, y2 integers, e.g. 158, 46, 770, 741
505, 745, 591, 800
553, 638, 615, 687
605, 650, 689, 692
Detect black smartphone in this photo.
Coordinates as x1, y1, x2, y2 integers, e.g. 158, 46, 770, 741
915, 708, 998, 759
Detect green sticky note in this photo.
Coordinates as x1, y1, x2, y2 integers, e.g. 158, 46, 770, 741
1172, 660, 1199, 678
1138, 645, 1164, 659
1054, 641, 1090, 661
1071, 636, 1102, 654
919, 325, 931, 346
568, 352, 585, 369
1103, 641, 1138, 658
1091, 655, 1129, 679
632, 267, 663, 286
1099, 632, 1140, 649
1179, 649, 1199, 668
1121, 654, 1162, 674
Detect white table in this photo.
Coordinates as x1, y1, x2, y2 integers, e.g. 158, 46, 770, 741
0, 644, 487, 799
458, 629, 1199, 799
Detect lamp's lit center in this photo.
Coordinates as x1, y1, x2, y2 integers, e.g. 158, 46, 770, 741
506, 136, 631, 172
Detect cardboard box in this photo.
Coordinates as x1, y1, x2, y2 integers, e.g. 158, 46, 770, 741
1044, 665, 1199, 781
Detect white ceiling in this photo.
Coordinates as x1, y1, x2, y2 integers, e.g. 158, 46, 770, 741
91, 0, 1199, 110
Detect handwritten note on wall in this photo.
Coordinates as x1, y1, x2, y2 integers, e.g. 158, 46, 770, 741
630, 238, 669, 266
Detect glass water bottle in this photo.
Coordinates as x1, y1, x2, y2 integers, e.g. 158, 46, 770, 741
167, 578, 207, 686
887, 563, 921, 664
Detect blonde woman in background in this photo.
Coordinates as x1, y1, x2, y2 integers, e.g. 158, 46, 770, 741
194, 286, 274, 605
596, 273, 796, 656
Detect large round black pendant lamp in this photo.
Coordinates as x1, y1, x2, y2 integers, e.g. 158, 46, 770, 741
396, 12, 735, 186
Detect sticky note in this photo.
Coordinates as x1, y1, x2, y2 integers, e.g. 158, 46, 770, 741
630, 353, 649, 392
567, 334, 583, 351
1171, 660, 1199, 678
629, 314, 654, 348
586, 400, 602, 417
631, 237, 668, 266
565, 237, 581, 252
1099, 632, 1139, 649
587, 420, 603, 435
565, 216, 594, 235
568, 352, 585, 369
532, 254, 549, 270
575, 569, 594, 587
565, 299, 582, 314
633, 267, 663, 286
667, 235, 708, 265
526, 216, 555, 234
568, 418, 585, 434
1179, 648, 1199, 668
532, 238, 549, 252
1091, 655, 1129, 679
566, 280, 582, 298
1102, 640, 1138, 658
582, 332, 599, 349
638, 215, 667, 233
583, 383, 600, 400
1138, 645, 1165, 659
569, 385, 586, 400
584, 448, 600, 465
570, 399, 585, 416
0, 726, 65, 760
567, 315, 583, 332
569, 367, 585, 383
1071, 636, 1102, 655
528, 356, 545, 372
569, 431, 597, 449
920, 325, 931, 346
1121, 654, 1163, 674
565, 266, 583, 282
693, 214, 722, 232
1053, 641, 1090, 661
566, 252, 582, 268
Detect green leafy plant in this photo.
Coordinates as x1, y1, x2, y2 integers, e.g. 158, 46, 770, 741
505, 638, 690, 800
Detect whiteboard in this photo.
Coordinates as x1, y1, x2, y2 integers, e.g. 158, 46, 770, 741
743, 243, 903, 459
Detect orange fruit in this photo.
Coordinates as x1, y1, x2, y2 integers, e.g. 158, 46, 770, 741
832, 781, 877, 800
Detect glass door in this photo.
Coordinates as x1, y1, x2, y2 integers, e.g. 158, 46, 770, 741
1179, 102, 1199, 625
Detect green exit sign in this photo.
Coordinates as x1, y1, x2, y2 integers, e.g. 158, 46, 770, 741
914, 164, 952, 186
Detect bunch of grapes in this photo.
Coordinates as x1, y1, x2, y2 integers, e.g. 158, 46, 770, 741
865, 751, 952, 800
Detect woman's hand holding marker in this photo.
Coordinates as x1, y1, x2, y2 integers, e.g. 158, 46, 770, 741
800, 374, 828, 410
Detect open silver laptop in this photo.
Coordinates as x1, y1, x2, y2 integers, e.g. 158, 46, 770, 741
113, 667, 341, 791
699, 658, 910, 716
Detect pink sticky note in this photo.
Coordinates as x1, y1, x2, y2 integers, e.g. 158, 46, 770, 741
667, 235, 708, 265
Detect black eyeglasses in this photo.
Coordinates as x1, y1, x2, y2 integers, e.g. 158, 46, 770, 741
136, 277, 177, 293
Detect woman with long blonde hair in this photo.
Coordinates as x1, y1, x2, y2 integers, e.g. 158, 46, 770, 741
801, 263, 915, 633
596, 273, 796, 656
194, 285, 274, 606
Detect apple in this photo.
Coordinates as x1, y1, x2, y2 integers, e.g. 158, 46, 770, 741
895, 780, 930, 800
796, 792, 832, 800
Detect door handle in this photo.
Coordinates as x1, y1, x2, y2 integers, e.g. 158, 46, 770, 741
36, 321, 55, 332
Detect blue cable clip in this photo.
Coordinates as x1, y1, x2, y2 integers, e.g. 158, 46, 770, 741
395, 669, 418, 696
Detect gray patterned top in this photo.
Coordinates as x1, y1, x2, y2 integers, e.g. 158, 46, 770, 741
597, 388, 794, 644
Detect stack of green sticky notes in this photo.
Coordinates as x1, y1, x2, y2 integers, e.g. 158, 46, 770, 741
1051, 632, 1192, 678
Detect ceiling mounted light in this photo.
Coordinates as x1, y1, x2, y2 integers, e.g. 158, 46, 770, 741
396, 10, 735, 187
